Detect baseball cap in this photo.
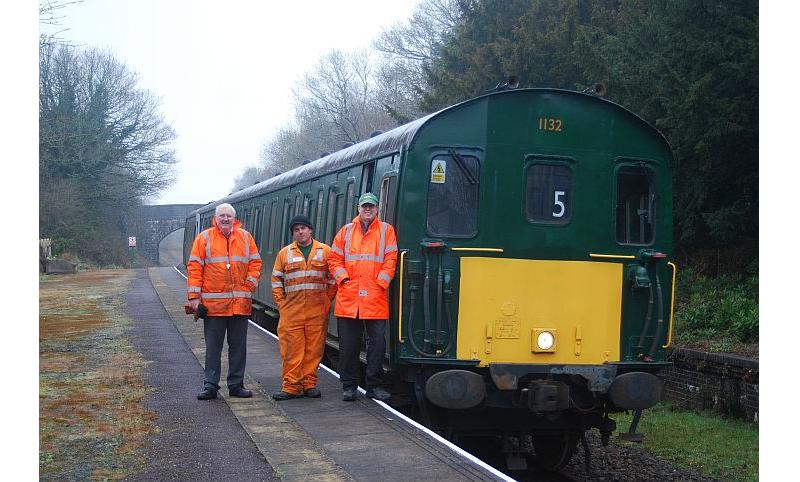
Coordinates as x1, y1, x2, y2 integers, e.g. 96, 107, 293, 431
358, 192, 379, 206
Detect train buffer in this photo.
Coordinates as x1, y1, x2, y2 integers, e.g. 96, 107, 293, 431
146, 266, 511, 481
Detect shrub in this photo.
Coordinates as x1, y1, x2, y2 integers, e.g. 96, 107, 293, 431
674, 268, 758, 343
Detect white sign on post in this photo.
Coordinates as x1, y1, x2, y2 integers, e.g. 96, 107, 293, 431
128, 236, 137, 248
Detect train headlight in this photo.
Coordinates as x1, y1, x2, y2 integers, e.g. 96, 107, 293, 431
532, 329, 557, 353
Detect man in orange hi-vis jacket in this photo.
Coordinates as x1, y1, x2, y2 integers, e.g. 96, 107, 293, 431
328, 192, 398, 402
187, 203, 262, 401
271, 215, 337, 401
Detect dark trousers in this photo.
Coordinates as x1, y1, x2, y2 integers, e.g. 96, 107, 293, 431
337, 316, 386, 390
203, 315, 248, 391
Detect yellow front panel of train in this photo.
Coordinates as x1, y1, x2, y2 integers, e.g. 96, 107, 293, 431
456, 258, 622, 365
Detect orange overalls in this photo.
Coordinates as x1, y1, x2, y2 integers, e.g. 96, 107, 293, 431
271, 239, 337, 395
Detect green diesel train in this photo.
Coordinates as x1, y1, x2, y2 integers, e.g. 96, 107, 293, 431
184, 87, 676, 471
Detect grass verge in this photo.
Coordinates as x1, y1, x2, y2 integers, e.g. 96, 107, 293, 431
616, 403, 758, 481
39, 269, 156, 480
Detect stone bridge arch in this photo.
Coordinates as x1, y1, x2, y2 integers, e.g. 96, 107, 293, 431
124, 204, 203, 266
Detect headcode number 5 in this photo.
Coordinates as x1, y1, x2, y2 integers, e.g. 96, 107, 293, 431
553, 191, 566, 217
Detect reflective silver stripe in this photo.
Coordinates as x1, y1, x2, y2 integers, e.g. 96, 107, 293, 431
345, 253, 382, 262
331, 245, 344, 256
272, 270, 284, 278
385, 245, 398, 253
314, 248, 324, 261
250, 252, 261, 260
246, 276, 259, 287
378, 272, 392, 283
207, 256, 229, 264
285, 270, 325, 280
271, 282, 283, 288
287, 247, 295, 260
188, 256, 204, 265
202, 231, 211, 258
201, 291, 253, 299
188, 286, 201, 293
378, 221, 387, 262
333, 267, 347, 279
343, 223, 355, 258
285, 283, 326, 293
230, 256, 249, 263
242, 230, 251, 258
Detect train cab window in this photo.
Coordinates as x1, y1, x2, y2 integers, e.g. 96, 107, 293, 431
302, 194, 311, 216
616, 165, 655, 245
426, 153, 479, 237
525, 164, 572, 224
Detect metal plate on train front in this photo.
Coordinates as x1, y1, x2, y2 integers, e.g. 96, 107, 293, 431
494, 320, 520, 339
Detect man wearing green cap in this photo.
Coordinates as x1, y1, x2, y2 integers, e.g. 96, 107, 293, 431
328, 192, 398, 402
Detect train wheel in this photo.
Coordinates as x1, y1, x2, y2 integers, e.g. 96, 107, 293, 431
531, 430, 579, 471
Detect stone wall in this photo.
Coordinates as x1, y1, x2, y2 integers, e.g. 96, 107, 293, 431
658, 347, 758, 422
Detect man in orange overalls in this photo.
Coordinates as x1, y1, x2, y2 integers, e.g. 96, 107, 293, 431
329, 193, 398, 402
271, 215, 337, 400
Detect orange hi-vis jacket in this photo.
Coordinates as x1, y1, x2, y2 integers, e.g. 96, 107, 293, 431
187, 218, 262, 317
271, 239, 337, 394
328, 215, 398, 319
271, 239, 337, 321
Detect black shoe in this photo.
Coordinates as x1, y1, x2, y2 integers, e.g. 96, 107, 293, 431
365, 387, 391, 402
342, 388, 358, 402
304, 387, 322, 398
229, 386, 253, 398
272, 390, 301, 401
197, 388, 217, 400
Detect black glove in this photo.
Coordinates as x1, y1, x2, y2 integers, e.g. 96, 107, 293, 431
197, 303, 208, 319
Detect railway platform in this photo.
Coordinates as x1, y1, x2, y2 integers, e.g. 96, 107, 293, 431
142, 266, 511, 481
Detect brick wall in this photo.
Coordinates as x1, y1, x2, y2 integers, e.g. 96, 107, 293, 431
658, 347, 758, 422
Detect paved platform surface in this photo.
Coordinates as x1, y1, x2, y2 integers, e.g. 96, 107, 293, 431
139, 267, 508, 481
124, 269, 277, 481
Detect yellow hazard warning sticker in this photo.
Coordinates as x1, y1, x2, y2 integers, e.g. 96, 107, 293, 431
431, 160, 446, 183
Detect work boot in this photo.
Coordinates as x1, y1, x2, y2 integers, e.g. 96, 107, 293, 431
197, 388, 217, 400
365, 387, 391, 402
342, 388, 358, 402
272, 391, 301, 401
229, 386, 253, 398
304, 387, 322, 398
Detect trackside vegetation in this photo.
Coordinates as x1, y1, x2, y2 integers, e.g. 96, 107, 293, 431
616, 403, 758, 481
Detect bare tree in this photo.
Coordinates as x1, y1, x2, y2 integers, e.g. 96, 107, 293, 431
373, 0, 464, 121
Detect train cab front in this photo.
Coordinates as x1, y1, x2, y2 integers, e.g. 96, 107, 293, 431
409, 250, 674, 433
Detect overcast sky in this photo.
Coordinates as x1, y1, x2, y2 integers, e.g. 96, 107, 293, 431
40, 0, 421, 205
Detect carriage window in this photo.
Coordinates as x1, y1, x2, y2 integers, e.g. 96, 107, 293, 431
426, 153, 479, 237
281, 198, 292, 247
525, 164, 572, 224
325, 188, 338, 244
616, 166, 655, 245
378, 176, 397, 225
253, 207, 261, 246
360, 162, 375, 195
268, 201, 278, 252
345, 181, 356, 221
315, 189, 324, 236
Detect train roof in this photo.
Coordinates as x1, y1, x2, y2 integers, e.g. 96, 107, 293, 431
189, 88, 669, 217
